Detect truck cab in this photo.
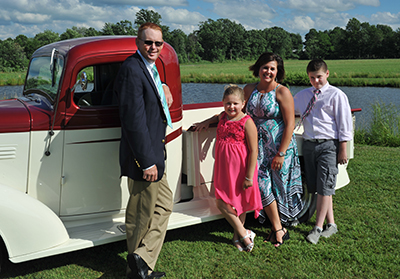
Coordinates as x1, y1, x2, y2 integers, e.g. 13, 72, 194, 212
0, 36, 356, 268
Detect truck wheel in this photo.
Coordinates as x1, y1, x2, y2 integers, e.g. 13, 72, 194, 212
283, 169, 317, 227
289, 179, 317, 226
0, 243, 3, 273
0, 238, 7, 273
260, 173, 317, 228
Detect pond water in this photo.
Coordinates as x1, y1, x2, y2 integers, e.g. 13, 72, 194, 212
2, 84, 400, 129
182, 83, 400, 129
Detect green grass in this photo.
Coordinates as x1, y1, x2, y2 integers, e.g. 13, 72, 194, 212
0, 72, 26, 86
3, 59, 400, 87
355, 101, 400, 147
180, 59, 400, 87
1, 144, 399, 278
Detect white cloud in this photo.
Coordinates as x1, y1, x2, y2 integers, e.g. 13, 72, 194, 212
285, 0, 355, 13
0, 0, 399, 41
14, 12, 51, 24
85, 0, 189, 6
285, 16, 315, 33
353, 0, 380, 6
205, 0, 276, 30
281, 12, 352, 35
213, 0, 276, 20
158, 6, 207, 24
371, 11, 400, 24
154, 6, 207, 33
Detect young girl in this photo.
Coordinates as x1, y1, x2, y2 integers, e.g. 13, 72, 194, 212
194, 85, 263, 252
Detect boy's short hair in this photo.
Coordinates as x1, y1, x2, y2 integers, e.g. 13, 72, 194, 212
307, 59, 328, 73
249, 52, 285, 82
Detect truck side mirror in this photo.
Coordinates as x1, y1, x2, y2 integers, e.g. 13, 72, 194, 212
72, 71, 88, 92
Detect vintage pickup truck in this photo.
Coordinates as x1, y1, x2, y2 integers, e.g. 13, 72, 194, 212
0, 36, 357, 270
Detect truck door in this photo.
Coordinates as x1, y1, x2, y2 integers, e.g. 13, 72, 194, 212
60, 62, 129, 216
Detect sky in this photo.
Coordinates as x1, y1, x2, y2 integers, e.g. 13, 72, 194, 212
0, 0, 399, 40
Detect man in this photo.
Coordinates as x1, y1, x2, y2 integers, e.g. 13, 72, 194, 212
114, 22, 173, 279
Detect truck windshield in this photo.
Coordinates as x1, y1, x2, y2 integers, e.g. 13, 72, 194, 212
25, 56, 64, 100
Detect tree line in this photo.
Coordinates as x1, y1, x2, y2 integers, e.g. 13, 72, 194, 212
1, 8, 400, 72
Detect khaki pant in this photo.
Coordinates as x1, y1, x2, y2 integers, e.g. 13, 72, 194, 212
125, 173, 173, 271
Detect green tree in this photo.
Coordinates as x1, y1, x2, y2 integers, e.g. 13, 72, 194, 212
60, 28, 83, 40
84, 27, 101, 37
328, 27, 346, 59
0, 39, 29, 71
114, 20, 136, 35
246, 29, 267, 60
102, 22, 115, 35
169, 29, 188, 63
196, 18, 248, 62
358, 22, 373, 58
303, 29, 333, 59
24, 30, 60, 59
303, 28, 318, 59
376, 24, 395, 58
394, 28, 400, 58
344, 18, 362, 58
161, 25, 172, 44
197, 19, 230, 62
34, 30, 60, 47
264, 27, 292, 59
185, 32, 202, 62
14, 34, 29, 50
71, 26, 89, 37
290, 33, 303, 59
134, 9, 162, 28
23, 38, 42, 60
223, 19, 248, 60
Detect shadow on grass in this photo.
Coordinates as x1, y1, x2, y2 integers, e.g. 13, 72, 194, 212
164, 212, 313, 247
0, 240, 128, 278
0, 213, 315, 278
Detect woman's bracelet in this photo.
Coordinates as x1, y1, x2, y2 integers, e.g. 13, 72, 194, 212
245, 176, 252, 182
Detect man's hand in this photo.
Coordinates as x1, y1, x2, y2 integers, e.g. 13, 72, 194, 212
143, 165, 158, 182
163, 84, 173, 108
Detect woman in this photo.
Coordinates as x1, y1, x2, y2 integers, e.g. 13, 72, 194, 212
244, 52, 304, 247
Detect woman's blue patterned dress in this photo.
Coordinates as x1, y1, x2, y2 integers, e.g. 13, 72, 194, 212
246, 84, 304, 223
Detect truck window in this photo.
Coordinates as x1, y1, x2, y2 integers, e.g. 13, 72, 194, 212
25, 56, 64, 100
74, 62, 121, 107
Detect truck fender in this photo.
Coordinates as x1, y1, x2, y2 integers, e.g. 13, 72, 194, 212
0, 183, 69, 261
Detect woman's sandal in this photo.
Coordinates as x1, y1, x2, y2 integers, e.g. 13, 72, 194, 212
232, 239, 244, 251
264, 230, 275, 243
274, 228, 290, 248
241, 230, 256, 252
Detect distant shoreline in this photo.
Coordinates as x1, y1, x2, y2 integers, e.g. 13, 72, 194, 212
2, 58, 400, 88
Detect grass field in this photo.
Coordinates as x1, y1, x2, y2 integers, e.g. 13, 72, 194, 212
1, 144, 399, 278
0, 72, 26, 86
180, 59, 400, 87
2, 58, 400, 87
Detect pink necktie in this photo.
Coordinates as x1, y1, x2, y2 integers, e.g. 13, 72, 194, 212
296, 89, 320, 129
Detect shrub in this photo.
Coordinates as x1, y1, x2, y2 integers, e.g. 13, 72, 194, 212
354, 101, 400, 147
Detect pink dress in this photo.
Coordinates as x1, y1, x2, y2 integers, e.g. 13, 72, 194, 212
214, 112, 263, 218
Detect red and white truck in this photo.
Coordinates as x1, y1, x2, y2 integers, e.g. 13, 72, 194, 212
0, 36, 357, 270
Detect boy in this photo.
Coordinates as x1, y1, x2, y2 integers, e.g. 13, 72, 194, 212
294, 59, 353, 244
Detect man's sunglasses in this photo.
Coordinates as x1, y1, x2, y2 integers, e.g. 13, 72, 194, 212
138, 38, 164, 47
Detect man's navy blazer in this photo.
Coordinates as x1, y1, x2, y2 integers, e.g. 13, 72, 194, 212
114, 51, 167, 182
